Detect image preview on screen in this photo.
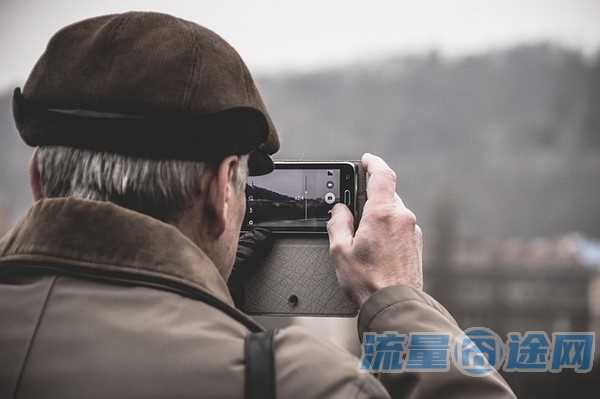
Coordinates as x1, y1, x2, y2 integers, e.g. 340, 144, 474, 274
245, 168, 341, 229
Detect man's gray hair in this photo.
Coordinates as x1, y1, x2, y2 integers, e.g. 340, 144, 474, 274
37, 146, 248, 223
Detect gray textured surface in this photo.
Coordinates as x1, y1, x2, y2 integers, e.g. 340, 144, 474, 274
242, 237, 358, 316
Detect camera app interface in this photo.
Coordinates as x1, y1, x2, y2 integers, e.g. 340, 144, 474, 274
244, 168, 340, 230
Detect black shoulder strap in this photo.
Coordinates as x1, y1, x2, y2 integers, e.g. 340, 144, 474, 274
245, 329, 277, 399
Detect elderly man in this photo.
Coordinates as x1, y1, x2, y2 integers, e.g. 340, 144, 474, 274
0, 11, 515, 399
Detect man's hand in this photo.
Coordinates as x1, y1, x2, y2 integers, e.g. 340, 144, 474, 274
327, 153, 423, 307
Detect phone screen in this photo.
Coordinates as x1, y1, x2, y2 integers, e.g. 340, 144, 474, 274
243, 162, 355, 233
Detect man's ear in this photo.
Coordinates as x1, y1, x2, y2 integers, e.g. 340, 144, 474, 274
29, 148, 44, 201
205, 155, 241, 238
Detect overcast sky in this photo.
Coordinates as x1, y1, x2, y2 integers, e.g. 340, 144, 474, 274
1, 0, 599, 91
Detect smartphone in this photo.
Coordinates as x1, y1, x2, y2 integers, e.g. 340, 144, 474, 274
243, 161, 361, 234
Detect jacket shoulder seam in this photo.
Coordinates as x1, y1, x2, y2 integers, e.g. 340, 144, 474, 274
353, 374, 387, 399
362, 298, 450, 335
353, 377, 369, 399
13, 275, 58, 398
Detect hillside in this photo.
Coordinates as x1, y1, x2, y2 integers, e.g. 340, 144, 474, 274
1, 43, 599, 239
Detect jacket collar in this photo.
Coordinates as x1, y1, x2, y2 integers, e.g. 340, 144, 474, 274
0, 197, 234, 306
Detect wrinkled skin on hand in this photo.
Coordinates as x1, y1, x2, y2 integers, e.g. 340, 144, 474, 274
327, 153, 423, 307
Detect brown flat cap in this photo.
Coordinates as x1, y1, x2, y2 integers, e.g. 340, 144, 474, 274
13, 11, 279, 175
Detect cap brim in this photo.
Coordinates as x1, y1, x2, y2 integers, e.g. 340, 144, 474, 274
248, 150, 273, 176
13, 88, 276, 165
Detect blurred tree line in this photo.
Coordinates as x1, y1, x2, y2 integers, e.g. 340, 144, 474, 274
257, 43, 600, 241
1, 42, 599, 241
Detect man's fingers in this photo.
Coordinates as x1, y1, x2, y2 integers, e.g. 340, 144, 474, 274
415, 224, 423, 265
362, 153, 397, 204
394, 192, 406, 209
236, 227, 274, 262
414, 224, 424, 290
327, 203, 354, 256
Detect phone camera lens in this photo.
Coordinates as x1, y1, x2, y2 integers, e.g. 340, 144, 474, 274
288, 294, 299, 307
324, 192, 336, 204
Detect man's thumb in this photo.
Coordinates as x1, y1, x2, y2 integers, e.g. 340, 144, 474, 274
327, 203, 354, 254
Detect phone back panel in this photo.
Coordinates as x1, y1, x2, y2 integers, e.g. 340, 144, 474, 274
239, 237, 358, 316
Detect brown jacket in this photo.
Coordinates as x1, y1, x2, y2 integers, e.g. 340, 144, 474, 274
0, 198, 516, 398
